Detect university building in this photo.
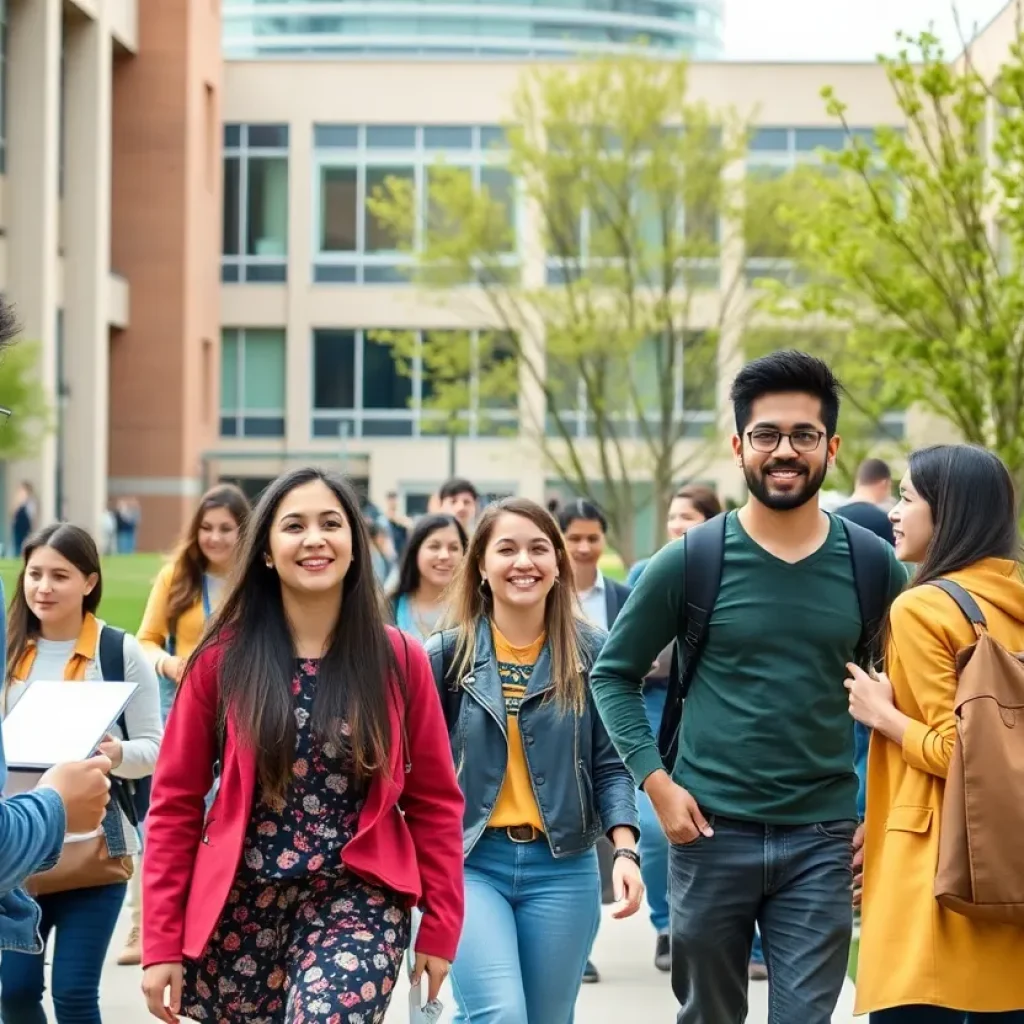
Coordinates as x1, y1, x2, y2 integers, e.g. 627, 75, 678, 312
1, 1, 1015, 550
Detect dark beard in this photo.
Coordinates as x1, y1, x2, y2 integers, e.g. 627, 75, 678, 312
743, 458, 828, 511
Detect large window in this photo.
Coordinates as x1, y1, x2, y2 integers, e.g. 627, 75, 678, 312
222, 124, 290, 283
546, 331, 716, 440
312, 124, 518, 284
312, 328, 518, 438
220, 328, 286, 437
744, 125, 884, 285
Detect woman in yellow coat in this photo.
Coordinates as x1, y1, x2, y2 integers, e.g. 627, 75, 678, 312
845, 444, 1024, 1023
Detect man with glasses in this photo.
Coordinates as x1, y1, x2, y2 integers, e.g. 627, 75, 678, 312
0, 298, 113, 955
591, 351, 907, 1024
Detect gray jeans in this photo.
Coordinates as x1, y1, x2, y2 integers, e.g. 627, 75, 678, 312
669, 814, 856, 1024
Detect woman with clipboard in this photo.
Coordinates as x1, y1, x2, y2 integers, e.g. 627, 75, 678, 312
0, 524, 162, 1024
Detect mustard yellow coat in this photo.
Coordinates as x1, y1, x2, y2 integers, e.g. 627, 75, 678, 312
856, 558, 1024, 1015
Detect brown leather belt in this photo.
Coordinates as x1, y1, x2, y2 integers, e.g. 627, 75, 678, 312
500, 825, 540, 843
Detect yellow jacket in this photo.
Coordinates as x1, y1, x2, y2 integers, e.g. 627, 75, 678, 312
137, 562, 208, 667
856, 558, 1024, 1015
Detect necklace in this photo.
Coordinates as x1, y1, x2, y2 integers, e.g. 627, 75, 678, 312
410, 597, 442, 639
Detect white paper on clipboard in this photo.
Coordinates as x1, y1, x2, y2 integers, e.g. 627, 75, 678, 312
1, 679, 139, 771
406, 909, 444, 1023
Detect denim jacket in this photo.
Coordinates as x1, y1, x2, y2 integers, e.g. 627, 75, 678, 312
426, 618, 639, 859
0, 582, 68, 953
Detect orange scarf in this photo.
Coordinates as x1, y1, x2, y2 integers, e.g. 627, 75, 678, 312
12, 611, 100, 683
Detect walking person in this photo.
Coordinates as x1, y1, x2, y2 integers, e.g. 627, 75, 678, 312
845, 445, 1024, 1023
141, 468, 465, 1024
0, 299, 114, 959
591, 350, 907, 1024
428, 497, 643, 1024
624, 484, 725, 974
388, 513, 467, 644
557, 498, 631, 984
0, 525, 162, 1024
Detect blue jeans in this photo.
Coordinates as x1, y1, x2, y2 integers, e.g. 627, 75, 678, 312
872, 1010, 1024, 1023
638, 683, 671, 934
854, 722, 871, 819
0, 882, 127, 1024
451, 830, 600, 1024
669, 815, 855, 1024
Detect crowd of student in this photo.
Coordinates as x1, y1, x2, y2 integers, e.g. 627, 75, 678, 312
0, 292, 1021, 1024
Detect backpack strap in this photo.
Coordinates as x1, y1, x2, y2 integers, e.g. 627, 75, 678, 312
98, 625, 129, 735
96, 625, 141, 828
658, 513, 727, 769
928, 579, 988, 631
840, 518, 892, 670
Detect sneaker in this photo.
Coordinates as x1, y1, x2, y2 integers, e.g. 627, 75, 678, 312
748, 959, 768, 981
117, 926, 141, 967
582, 959, 600, 984
654, 933, 671, 973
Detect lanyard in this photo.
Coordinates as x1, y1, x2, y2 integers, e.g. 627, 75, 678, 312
202, 575, 212, 619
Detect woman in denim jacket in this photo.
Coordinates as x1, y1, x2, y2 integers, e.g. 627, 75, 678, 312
0, 524, 161, 1024
426, 497, 642, 1024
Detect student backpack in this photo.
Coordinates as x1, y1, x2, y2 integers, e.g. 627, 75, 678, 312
657, 512, 894, 770
96, 625, 144, 827
928, 579, 1024, 926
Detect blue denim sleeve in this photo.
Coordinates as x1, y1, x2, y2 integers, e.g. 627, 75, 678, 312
0, 578, 68, 895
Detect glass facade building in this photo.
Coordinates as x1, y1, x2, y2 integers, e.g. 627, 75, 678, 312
223, 0, 724, 59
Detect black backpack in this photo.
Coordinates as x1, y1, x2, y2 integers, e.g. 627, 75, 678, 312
657, 512, 894, 770
96, 625, 144, 828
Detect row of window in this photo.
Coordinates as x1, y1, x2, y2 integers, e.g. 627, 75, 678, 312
221, 121, 889, 285
220, 327, 719, 441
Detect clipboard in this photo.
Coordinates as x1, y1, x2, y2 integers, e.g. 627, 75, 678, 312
1, 679, 139, 771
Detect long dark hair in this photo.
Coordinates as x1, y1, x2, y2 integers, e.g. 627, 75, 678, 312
388, 514, 468, 602
192, 468, 402, 802
906, 444, 1020, 587
6, 524, 102, 683
166, 483, 250, 636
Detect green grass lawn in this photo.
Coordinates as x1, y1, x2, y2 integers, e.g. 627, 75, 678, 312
0, 554, 164, 633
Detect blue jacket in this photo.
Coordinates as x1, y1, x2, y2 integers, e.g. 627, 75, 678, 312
426, 619, 639, 859
0, 580, 67, 952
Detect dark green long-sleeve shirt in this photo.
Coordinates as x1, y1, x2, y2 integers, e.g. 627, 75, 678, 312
590, 512, 907, 824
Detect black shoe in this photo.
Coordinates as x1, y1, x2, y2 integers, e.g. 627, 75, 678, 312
582, 959, 600, 983
654, 933, 671, 973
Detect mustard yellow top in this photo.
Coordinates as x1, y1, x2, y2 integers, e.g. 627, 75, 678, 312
856, 558, 1024, 1015
488, 625, 545, 833
136, 562, 208, 669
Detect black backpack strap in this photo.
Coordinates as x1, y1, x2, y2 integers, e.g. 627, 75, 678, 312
96, 625, 141, 827
928, 579, 987, 630
658, 513, 727, 769
841, 518, 892, 669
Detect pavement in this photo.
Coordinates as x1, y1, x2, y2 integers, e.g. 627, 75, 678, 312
86, 907, 859, 1022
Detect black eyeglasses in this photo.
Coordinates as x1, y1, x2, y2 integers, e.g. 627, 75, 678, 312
746, 428, 825, 454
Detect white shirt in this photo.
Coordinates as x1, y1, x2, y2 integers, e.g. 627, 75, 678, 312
576, 571, 608, 631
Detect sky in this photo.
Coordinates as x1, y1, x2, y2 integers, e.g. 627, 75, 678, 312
722, 0, 1009, 61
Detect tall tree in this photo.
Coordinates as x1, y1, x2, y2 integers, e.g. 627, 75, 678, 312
368, 57, 777, 560
775, 19, 1024, 489
0, 341, 53, 460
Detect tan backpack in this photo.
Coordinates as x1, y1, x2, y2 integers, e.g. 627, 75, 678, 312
929, 579, 1024, 926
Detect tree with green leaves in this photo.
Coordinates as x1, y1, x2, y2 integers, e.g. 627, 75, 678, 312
774, 16, 1024, 490
0, 340, 53, 460
368, 57, 789, 560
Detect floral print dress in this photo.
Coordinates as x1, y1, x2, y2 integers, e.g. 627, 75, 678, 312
182, 659, 411, 1024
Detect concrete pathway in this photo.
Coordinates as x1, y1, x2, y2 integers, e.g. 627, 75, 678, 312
88, 908, 858, 1022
